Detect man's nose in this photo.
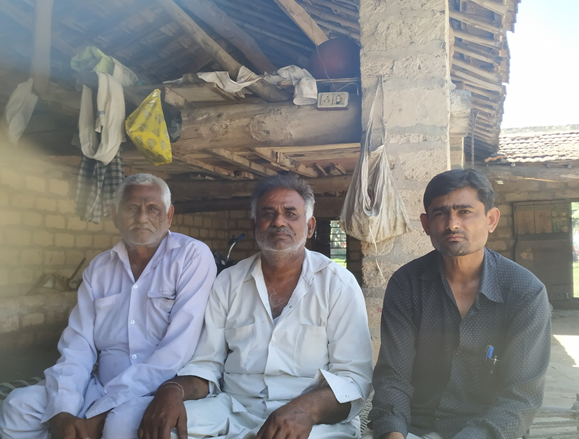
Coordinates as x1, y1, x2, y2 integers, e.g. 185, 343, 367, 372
271, 212, 286, 227
135, 207, 148, 222
447, 211, 460, 230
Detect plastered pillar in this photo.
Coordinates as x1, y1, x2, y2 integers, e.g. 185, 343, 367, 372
359, 0, 452, 357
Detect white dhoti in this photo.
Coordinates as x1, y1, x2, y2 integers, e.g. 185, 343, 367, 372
0, 380, 153, 439
173, 393, 358, 439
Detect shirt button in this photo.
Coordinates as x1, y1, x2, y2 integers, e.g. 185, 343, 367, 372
132, 354, 137, 359
130, 320, 135, 324
133, 285, 138, 289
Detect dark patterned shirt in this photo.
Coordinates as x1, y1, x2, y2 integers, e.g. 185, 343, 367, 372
370, 248, 551, 439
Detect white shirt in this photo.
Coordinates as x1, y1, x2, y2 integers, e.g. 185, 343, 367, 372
42, 232, 216, 422
179, 249, 373, 422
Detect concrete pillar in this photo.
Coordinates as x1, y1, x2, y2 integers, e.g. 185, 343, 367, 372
450, 136, 464, 169
359, 0, 452, 356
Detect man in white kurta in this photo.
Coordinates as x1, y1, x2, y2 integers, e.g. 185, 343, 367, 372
139, 175, 372, 439
0, 174, 216, 439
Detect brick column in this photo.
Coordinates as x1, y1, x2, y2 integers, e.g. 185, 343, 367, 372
359, 0, 452, 356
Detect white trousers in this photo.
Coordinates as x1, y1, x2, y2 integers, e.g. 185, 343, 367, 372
0, 382, 152, 439
173, 393, 358, 439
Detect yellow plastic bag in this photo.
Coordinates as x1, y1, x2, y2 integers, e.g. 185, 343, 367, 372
125, 89, 172, 165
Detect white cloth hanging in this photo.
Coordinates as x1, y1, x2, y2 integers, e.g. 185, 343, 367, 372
1, 78, 38, 144
340, 77, 411, 243
79, 72, 125, 165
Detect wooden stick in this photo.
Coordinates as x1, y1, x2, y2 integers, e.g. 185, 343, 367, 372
454, 29, 503, 49
155, 0, 290, 102
272, 0, 329, 46
207, 148, 278, 177
252, 147, 319, 177
449, 9, 501, 34
30, 0, 55, 96
468, 0, 508, 16
452, 57, 501, 82
180, 0, 276, 74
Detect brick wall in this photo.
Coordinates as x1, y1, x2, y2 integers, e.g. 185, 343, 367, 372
0, 157, 257, 350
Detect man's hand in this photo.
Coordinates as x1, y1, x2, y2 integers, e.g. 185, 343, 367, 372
138, 385, 187, 439
255, 400, 315, 439
49, 411, 107, 439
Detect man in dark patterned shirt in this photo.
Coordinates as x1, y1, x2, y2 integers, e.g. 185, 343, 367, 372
370, 169, 551, 439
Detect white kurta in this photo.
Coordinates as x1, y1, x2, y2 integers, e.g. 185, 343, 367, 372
178, 249, 373, 438
0, 232, 216, 439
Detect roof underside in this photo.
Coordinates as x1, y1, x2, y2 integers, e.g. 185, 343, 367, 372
0, 0, 519, 198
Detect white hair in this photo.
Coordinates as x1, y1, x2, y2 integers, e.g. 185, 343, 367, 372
113, 173, 171, 213
250, 175, 315, 221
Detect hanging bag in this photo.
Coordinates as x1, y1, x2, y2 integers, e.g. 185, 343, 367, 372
340, 77, 411, 243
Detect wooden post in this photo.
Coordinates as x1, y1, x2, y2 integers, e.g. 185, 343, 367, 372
30, 0, 55, 96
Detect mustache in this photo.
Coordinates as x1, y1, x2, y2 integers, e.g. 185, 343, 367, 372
129, 224, 155, 232
443, 230, 464, 237
266, 226, 293, 235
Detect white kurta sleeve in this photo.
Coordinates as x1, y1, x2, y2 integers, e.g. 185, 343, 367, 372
304, 269, 373, 422
177, 275, 230, 391
42, 265, 99, 422
84, 242, 216, 418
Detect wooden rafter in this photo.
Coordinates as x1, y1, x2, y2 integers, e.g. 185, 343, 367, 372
173, 153, 254, 180
449, 9, 501, 34
467, 0, 508, 16
452, 69, 503, 92
207, 149, 278, 177
452, 57, 501, 83
0, 0, 75, 57
272, 0, 329, 46
454, 29, 502, 49
180, 0, 276, 74
155, 0, 290, 102
252, 147, 319, 177
453, 42, 502, 65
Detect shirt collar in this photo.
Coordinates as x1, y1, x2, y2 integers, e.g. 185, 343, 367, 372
421, 248, 503, 304
247, 248, 332, 283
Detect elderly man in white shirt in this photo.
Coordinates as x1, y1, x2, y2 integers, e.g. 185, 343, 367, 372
138, 175, 373, 439
0, 173, 216, 439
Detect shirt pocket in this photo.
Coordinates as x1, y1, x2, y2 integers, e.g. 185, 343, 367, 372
146, 290, 176, 344
94, 293, 122, 350
224, 323, 255, 373
294, 324, 329, 376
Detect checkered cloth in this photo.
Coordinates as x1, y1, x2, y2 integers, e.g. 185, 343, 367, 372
75, 149, 124, 223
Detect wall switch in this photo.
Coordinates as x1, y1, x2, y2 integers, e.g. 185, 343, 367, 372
317, 92, 349, 110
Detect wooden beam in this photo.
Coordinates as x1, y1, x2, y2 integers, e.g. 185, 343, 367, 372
30, 0, 54, 96
468, 0, 508, 16
207, 148, 278, 177
180, 0, 276, 74
173, 153, 253, 180
174, 195, 345, 215
168, 175, 352, 201
272, 0, 329, 46
155, 0, 290, 102
454, 29, 502, 49
451, 69, 503, 92
252, 147, 319, 177
453, 57, 501, 82
271, 143, 360, 152
0, 0, 75, 57
449, 9, 502, 34
453, 42, 502, 65
175, 95, 362, 151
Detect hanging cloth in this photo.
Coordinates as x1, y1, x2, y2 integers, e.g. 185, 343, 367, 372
75, 149, 124, 223
1, 78, 38, 144
79, 72, 125, 165
340, 77, 411, 243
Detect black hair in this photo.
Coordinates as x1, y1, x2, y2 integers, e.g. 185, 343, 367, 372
423, 169, 495, 213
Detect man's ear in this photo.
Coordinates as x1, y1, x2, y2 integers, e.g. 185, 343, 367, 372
487, 207, 500, 233
111, 205, 119, 228
420, 213, 430, 236
307, 216, 316, 239
167, 204, 175, 226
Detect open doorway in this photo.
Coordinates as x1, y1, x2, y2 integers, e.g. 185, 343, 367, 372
572, 202, 579, 298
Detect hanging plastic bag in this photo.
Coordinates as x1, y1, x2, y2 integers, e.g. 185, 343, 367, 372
125, 89, 172, 165
1, 78, 39, 144
340, 77, 411, 243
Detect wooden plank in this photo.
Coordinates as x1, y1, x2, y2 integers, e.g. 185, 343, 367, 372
468, 0, 508, 16
453, 42, 502, 65
252, 147, 319, 177
451, 69, 503, 92
168, 175, 352, 201
267, 142, 360, 152
453, 29, 502, 49
155, 0, 290, 102
449, 9, 502, 34
534, 209, 552, 234
180, 0, 276, 74
30, 0, 55, 96
452, 57, 501, 82
207, 148, 278, 177
0, 0, 75, 57
173, 153, 244, 180
272, 0, 329, 46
